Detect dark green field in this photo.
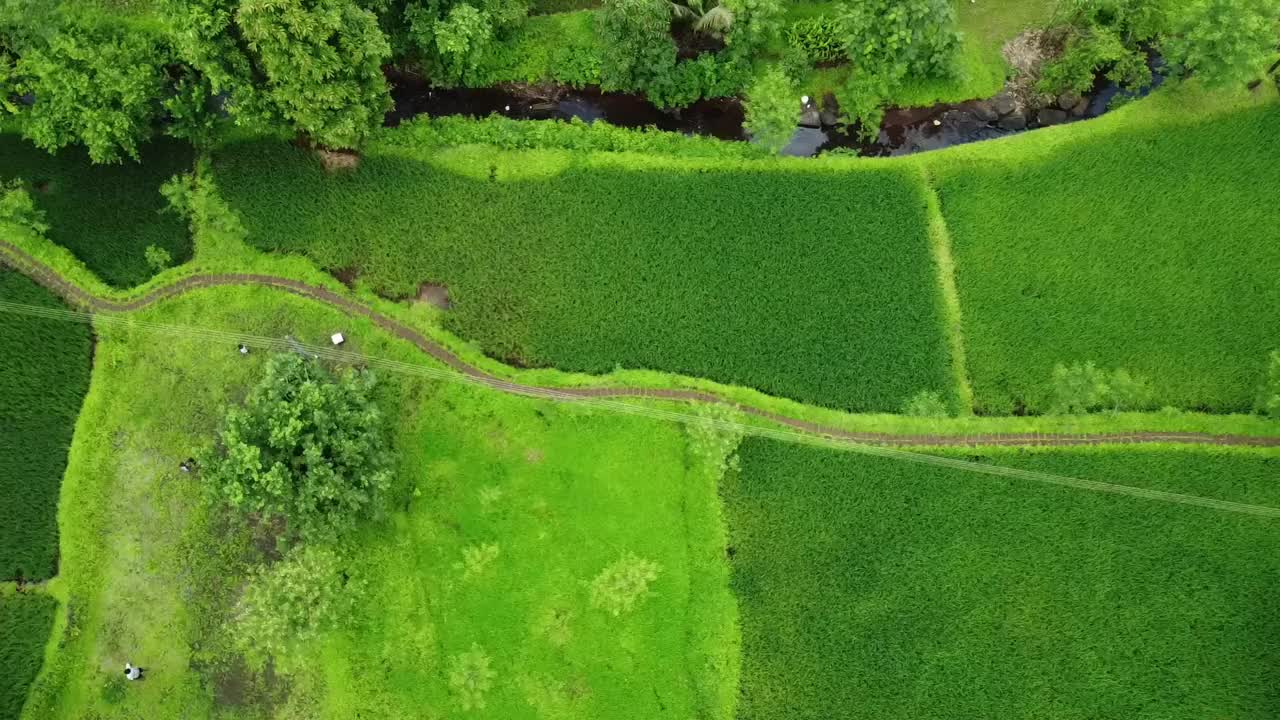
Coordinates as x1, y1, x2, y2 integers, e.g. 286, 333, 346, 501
932, 102, 1280, 414
725, 440, 1280, 719
213, 140, 955, 412
0, 134, 193, 287
0, 592, 57, 720
0, 270, 93, 581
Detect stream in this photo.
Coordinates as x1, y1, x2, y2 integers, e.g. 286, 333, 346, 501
385, 58, 1165, 158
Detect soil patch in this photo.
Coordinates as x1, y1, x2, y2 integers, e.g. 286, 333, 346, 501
314, 148, 360, 173
417, 283, 452, 309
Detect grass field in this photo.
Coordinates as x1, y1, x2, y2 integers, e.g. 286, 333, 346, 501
930, 96, 1280, 414
725, 439, 1280, 720
21, 284, 737, 720
0, 269, 92, 582
0, 591, 58, 720
212, 140, 956, 413
0, 134, 193, 287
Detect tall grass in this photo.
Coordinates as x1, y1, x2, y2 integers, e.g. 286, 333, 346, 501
0, 134, 193, 287
0, 269, 92, 581
725, 439, 1280, 719
212, 141, 955, 412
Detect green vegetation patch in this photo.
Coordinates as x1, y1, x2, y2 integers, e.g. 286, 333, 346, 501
931, 101, 1280, 414
726, 439, 1280, 720
0, 591, 57, 720
23, 284, 736, 720
0, 269, 92, 581
212, 139, 954, 412
0, 134, 193, 287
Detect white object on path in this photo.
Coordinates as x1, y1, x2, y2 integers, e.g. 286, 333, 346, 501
331, 333, 345, 346
124, 663, 141, 681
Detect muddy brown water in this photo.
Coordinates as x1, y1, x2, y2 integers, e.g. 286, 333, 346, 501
385, 56, 1166, 158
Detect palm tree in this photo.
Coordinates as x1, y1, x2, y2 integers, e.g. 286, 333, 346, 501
668, 0, 734, 38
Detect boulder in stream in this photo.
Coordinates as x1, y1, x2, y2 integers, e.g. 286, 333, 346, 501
1057, 91, 1082, 110
1037, 108, 1068, 126
997, 112, 1026, 131
992, 92, 1017, 116
971, 101, 998, 123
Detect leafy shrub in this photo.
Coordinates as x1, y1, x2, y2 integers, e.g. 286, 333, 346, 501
469, 10, 604, 87
0, 271, 92, 581
1049, 361, 1110, 414
742, 67, 798, 153
902, 390, 950, 417
0, 592, 57, 718
143, 244, 172, 272
1256, 351, 1280, 419
1038, 0, 1165, 94
233, 545, 361, 669
448, 643, 497, 710
0, 179, 48, 234
836, 0, 959, 138
685, 403, 746, 477
784, 15, 843, 64
201, 353, 393, 545
1106, 368, 1154, 412
590, 553, 660, 616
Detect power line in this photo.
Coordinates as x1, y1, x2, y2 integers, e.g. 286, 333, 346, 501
1, 298, 1278, 519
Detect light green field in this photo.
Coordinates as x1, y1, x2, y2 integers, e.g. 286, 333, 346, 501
19, 283, 737, 720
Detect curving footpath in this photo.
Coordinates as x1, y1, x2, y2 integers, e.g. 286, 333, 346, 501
3, 238, 1278, 449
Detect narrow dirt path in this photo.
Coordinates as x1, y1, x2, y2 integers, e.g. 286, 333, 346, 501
3, 238, 1277, 449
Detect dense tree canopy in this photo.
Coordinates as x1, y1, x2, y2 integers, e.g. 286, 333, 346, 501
202, 353, 393, 544
1163, 0, 1280, 88
11, 21, 169, 163
168, 0, 393, 149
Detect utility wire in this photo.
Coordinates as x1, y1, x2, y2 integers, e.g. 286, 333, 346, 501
2, 298, 1278, 519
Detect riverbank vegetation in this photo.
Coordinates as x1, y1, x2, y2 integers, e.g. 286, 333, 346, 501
726, 439, 1280, 719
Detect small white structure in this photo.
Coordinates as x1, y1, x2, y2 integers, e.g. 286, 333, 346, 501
238, 343, 249, 355
331, 332, 346, 346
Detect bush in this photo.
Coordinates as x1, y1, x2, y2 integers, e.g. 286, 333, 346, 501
835, 0, 959, 137
1049, 361, 1110, 414
685, 403, 746, 477
383, 114, 771, 158
902, 390, 950, 417
143, 244, 172, 272
590, 553, 661, 616
1037, 0, 1166, 95
233, 545, 361, 669
742, 67, 798, 153
784, 15, 843, 64
201, 353, 393, 545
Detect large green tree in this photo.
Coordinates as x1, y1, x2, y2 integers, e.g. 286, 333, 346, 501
11, 21, 169, 163
1163, 0, 1280, 88
202, 353, 393, 544
168, 0, 393, 148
